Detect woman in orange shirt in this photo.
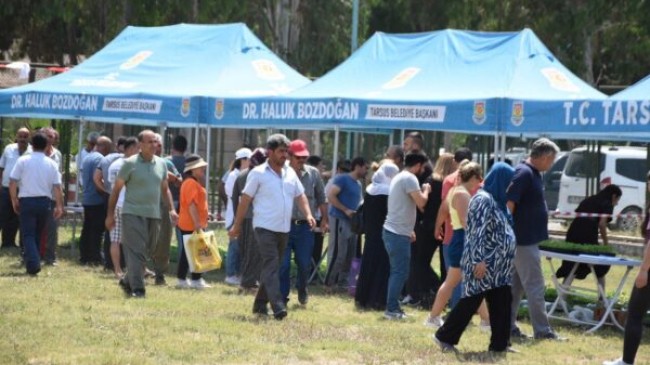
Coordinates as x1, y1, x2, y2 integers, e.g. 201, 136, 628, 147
176, 155, 211, 289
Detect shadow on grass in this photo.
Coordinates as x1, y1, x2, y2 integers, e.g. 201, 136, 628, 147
456, 350, 511, 363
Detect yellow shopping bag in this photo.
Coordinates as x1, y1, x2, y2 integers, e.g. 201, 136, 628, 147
182, 230, 222, 273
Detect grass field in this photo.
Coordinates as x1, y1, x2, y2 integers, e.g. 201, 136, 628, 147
1, 224, 648, 365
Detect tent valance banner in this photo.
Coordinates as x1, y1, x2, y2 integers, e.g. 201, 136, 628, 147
0, 23, 310, 127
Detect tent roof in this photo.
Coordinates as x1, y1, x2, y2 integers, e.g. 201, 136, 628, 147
610, 74, 650, 101
0, 23, 310, 126
222, 28, 612, 135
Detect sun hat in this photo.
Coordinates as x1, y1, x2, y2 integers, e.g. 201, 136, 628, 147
184, 156, 208, 173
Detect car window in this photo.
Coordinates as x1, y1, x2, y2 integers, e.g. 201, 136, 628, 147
564, 151, 604, 178
615, 158, 646, 182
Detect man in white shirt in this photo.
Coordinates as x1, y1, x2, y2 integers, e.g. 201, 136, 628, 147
229, 134, 315, 320
0, 127, 31, 249
9, 133, 63, 276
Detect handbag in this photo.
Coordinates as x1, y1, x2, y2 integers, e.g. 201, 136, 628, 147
347, 257, 362, 296
182, 230, 222, 273
350, 204, 364, 234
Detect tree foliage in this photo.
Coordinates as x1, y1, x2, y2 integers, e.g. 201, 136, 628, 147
1, 0, 649, 86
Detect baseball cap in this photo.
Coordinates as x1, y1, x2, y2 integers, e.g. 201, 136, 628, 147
235, 147, 252, 160
288, 140, 310, 157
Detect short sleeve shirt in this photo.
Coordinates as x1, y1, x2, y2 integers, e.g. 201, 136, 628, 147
292, 165, 326, 220
119, 154, 168, 219
178, 177, 208, 231
243, 162, 304, 233
506, 161, 548, 246
0, 143, 31, 187
81, 151, 105, 205
10, 152, 61, 199
108, 157, 126, 208
384, 171, 421, 236
328, 174, 362, 220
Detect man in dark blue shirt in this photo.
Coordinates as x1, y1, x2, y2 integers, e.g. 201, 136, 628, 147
506, 137, 565, 341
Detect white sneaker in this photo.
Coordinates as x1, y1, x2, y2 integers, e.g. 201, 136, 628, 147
423, 315, 444, 328
224, 276, 241, 286
176, 278, 191, 289
603, 358, 632, 365
479, 319, 491, 332
191, 278, 212, 290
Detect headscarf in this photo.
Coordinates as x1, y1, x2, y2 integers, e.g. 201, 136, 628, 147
482, 162, 515, 215
366, 161, 399, 196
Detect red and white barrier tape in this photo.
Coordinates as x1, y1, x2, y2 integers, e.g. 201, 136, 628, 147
550, 211, 642, 219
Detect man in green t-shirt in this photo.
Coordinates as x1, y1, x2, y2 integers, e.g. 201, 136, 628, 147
106, 130, 178, 298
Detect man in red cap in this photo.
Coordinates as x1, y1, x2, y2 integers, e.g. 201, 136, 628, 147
279, 140, 328, 305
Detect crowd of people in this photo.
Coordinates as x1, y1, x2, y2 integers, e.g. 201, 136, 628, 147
2, 127, 650, 363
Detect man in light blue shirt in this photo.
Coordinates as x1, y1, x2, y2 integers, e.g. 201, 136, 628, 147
79, 136, 112, 265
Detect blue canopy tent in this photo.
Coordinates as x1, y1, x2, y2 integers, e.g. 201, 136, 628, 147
211, 28, 613, 141
0, 23, 313, 202
600, 75, 650, 141
0, 23, 311, 127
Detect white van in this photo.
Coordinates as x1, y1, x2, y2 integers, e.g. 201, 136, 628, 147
557, 146, 648, 231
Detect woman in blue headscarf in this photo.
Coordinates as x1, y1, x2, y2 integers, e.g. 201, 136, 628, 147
434, 162, 516, 353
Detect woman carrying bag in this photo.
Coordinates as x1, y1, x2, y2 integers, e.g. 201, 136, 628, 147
176, 154, 211, 289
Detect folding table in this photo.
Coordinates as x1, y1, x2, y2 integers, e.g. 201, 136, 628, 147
540, 250, 641, 333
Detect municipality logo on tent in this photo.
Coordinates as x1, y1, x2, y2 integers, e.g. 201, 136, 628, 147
473, 101, 486, 125
180, 97, 191, 117
511, 101, 524, 126
215, 99, 225, 120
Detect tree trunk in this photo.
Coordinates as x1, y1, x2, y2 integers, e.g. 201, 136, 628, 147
582, 28, 595, 85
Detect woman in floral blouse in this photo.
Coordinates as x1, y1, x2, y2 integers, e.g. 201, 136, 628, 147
434, 162, 516, 353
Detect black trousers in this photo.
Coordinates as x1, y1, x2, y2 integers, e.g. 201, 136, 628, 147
0, 187, 20, 247
622, 272, 650, 364
79, 204, 106, 263
176, 229, 202, 281
406, 223, 443, 300
436, 285, 512, 352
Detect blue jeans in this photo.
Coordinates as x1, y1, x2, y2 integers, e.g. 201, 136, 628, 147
226, 237, 240, 277
19, 197, 50, 274
442, 244, 462, 309
383, 229, 411, 313
280, 223, 315, 299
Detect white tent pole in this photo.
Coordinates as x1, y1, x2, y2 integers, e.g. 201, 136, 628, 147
75, 119, 84, 205
332, 125, 340, 178
205, 125, 212, 211
500, 133, 507, 161
400, 129, 405, 144
193, 124, 199, 154
493, 132, 499, 162
388, 130, 394, 147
